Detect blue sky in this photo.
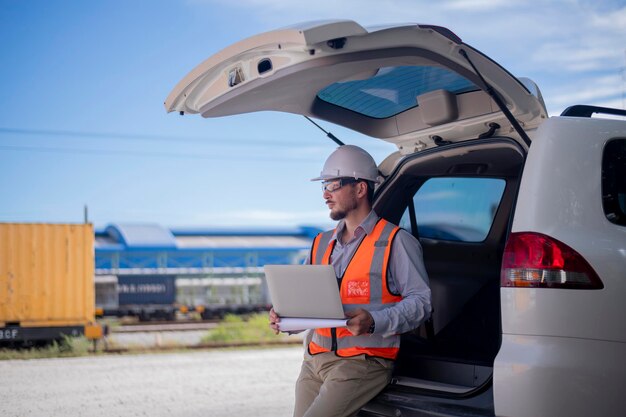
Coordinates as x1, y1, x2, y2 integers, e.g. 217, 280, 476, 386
1, 0, 624, 229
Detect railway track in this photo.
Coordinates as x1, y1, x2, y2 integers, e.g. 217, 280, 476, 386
112, 321, 219, 333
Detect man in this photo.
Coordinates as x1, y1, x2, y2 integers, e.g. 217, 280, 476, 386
270, 145, 431, 417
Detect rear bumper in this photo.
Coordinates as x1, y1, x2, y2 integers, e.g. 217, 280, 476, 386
494, 334, 626, 417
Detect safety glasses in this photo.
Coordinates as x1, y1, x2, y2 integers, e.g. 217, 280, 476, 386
321, 178, 359, 193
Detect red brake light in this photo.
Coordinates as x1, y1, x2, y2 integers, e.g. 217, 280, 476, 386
501, 232, 604, 289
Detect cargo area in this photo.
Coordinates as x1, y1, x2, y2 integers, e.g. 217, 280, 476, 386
0, 223, 95, 343
372, 138, 524, 400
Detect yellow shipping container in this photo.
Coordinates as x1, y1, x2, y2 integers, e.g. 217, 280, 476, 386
0, 223, 96, 343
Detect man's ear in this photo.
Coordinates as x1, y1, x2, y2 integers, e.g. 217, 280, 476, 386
356, 181, 368, 199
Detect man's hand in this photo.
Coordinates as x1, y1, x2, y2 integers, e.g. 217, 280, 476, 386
345, 308, 373, 336
269, 307, 281, 335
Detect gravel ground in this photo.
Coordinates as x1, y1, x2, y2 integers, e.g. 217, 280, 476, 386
0, 347, 304, 417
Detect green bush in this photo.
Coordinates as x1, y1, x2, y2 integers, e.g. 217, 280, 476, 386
201, 313, 279, 344
59, 334, 91, 355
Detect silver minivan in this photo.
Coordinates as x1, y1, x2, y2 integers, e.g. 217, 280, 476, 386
165, 20, 626, 417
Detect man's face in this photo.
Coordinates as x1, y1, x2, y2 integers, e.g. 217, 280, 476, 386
322, 178, 359, 221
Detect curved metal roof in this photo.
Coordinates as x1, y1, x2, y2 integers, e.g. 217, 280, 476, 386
103, 224, 177, 249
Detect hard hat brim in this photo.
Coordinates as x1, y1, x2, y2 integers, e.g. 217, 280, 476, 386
310, 174, 381, 183
310, 174, 340, 182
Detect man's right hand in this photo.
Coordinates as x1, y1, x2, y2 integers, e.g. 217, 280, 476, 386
269, 307, 281, 335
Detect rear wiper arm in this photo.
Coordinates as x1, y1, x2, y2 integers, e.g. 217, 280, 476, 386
304, 116, 345, 146
459, 49, 532, 147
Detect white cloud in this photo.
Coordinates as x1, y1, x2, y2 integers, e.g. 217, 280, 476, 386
590, 5, 626, 30
547, 74, 624, 108
591, 97, 626, 109
520, 5, 626, 75
440, 0, 520, 11
531, 37, 625, 73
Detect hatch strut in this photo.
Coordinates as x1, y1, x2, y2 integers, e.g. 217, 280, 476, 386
459, 49, 532, 147
304, 116, 345, 146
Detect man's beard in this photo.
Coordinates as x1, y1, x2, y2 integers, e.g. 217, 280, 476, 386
329, 198, 358, 221
330, 209, 346, 221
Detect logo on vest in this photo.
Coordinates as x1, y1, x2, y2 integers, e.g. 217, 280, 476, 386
347, 281, 369, 297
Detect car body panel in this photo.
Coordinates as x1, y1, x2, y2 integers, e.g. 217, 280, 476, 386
165, 20, 547, 152
502, 117, 626, 343
494, 334, 626, 417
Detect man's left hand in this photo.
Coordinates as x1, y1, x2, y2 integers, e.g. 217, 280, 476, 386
345, 308, 373, 336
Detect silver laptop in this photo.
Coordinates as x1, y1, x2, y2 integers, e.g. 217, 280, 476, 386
264, 264, 346, 319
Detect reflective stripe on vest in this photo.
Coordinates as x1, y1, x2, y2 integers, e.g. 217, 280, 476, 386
311, 230, 335, 266
308, 219, 403, 360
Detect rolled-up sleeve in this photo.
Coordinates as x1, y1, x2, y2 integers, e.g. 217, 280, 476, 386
369, 229, 431, 337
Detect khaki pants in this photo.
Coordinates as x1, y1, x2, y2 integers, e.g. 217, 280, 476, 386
293, 351, 394, 417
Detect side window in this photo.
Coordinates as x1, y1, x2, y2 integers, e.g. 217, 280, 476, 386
602, 139, 626, 226
400, 177, 506, 242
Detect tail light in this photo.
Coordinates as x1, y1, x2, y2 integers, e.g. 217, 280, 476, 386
501, 232, 603, 289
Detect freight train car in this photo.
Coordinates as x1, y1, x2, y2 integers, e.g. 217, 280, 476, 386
0, 223, 101, 344
95, 273, 270, 321
95, 275, 178, 321
175, 274, 270, 319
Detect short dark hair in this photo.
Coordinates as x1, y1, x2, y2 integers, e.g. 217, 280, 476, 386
340, 178, 374, 204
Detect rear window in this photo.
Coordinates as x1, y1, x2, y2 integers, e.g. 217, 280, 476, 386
399, 177, 506, 242
602, 139, 626, 226
317, 66, 478, 119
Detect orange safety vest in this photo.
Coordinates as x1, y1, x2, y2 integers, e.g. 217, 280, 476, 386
308, 218, 403, 360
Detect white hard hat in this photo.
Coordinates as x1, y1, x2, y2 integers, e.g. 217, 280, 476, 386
311, 145, 381, 183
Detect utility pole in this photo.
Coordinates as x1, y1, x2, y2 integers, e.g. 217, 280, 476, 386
622, 49, 625, 109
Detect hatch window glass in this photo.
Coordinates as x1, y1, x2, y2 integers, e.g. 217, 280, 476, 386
399, 177, 506, 242
602, 139, 626, 226
317, 66, 478, 119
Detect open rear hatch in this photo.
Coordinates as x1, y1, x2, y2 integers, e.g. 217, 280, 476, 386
165, 20, 547, 153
